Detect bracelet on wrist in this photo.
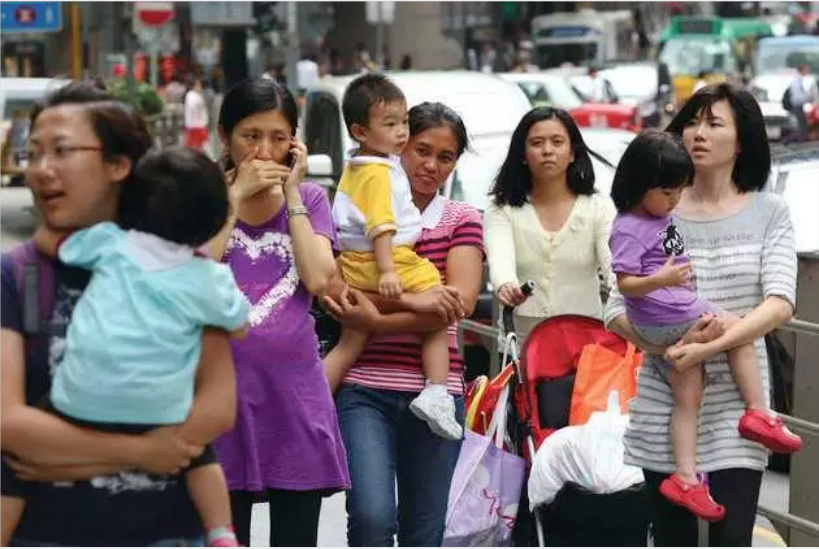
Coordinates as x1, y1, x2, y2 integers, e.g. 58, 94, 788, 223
286, 206, 309, 220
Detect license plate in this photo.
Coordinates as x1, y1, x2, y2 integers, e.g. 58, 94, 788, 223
766, 125, 782, 140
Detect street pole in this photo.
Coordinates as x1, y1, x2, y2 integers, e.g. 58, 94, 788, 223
375, 3, 384, 69
70, 2, 82, 79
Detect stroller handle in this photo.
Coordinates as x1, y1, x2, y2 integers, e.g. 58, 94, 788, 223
501, 281, 535, 336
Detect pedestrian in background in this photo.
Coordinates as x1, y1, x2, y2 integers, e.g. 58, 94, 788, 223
484, 107, 617, 342
184, 76, 210, 152
324, 102, 483, 546
785, 63, 818, 143
208, 78, 349, 547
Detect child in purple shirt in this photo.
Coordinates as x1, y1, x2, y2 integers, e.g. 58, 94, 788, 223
608, 130, 801, 522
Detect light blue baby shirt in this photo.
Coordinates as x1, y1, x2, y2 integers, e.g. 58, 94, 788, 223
50, 221, 248, 424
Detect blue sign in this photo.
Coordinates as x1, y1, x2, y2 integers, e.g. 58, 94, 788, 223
1, 2, 63, 33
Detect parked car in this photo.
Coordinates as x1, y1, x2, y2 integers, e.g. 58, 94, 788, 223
499, 72, 641, 133
570, 62, 675, 128
1, 77, 70, 187
767, 142, 819, 255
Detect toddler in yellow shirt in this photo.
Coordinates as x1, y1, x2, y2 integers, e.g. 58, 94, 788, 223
325, 73, 462, 441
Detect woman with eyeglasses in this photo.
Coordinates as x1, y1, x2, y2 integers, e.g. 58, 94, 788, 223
1, 81, 236, 546
484, 106, 618, 341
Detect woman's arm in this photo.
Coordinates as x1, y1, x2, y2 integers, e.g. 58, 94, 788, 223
666, 296, 793, 371
176, 328, 237, 446
483, 204, 519, 290
594, 196, 617, 295
1, 329, 200, 470
326, 245, 484, 334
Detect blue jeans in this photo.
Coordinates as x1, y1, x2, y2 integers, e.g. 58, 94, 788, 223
336, 384, 464, 547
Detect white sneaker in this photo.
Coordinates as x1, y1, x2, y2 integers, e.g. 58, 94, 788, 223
409, 386, 464, 441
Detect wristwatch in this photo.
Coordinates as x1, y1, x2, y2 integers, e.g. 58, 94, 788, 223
286, 206, 309, 220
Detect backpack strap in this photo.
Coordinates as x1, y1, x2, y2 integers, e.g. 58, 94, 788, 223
8, 240, 56, 337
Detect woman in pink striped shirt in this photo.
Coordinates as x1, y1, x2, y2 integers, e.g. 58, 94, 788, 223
323, 102, 484, 546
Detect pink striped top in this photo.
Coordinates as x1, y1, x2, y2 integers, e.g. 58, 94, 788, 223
343, 196, 484, 395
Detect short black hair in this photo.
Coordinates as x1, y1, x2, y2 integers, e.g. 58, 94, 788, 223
119, 147, 229, 247
610, 129, 694, 212
490, 106, 596, 207
341, 73, 405, 136
666, 83, 770, 192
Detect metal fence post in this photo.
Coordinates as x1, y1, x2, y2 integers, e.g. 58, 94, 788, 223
789, 253, 819, 547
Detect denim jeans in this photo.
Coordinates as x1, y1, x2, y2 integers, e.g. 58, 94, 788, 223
336, 384, 464, 547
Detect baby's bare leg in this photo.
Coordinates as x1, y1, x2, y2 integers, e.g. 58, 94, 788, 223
667, 366, 704, 485
323, 328, 369, 393
1, 496, 24, 546
186, 464, 232, 532
421, 328, 449, 385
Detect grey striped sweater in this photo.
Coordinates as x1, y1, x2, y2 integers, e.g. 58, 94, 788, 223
604, 192, 798, 473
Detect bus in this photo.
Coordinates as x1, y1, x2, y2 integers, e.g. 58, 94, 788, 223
531, 10, 633, 69
658, 16, 773, 107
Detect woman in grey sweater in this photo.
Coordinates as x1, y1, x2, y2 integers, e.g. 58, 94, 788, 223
604, 83, 798, 546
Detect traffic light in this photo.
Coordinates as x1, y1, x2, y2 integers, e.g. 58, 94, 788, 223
253, 2, 279, 34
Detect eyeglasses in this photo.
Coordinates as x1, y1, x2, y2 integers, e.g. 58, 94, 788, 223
25, 145, 104, 166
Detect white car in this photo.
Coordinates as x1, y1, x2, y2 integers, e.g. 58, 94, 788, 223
300, 70, 532, 210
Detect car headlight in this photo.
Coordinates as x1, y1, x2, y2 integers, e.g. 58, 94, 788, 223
751, 86, 769, 102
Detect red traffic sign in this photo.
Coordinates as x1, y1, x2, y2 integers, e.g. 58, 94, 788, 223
134, 2, 175, 27
15, 6, 35, 24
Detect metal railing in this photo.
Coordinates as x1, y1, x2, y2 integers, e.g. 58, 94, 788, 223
456, 312, 819, 544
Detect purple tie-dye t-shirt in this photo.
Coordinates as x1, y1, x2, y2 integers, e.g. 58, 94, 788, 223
609, 212, 709, 326
213, 182, 349, 492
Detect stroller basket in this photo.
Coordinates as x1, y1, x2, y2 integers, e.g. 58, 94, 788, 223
537, 482, 649, 547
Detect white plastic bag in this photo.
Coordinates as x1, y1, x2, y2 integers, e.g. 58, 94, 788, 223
528, 391, 644, 509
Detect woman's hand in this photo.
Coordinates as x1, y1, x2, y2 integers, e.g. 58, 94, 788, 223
283, 137, 308, 193
679, 312, 725, 345
402, 286, 465, 324
322, 287, 381, 332
665, 341, 716, 372
132, 426, 204, 475
229, 147, 291, 201
497, 282, 529, 308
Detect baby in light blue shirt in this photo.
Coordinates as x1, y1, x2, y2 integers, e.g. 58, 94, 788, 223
10, 147, 247, 547
50, 220, 247, 425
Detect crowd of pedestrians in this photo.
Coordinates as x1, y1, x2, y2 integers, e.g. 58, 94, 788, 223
0, 71, 800, 548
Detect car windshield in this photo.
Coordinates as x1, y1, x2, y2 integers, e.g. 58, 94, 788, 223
600, 67, 657, 100
756, 44, 819, 74
532, 77, 583, 109
659, 38, 736, 75
536, 42, 598, 69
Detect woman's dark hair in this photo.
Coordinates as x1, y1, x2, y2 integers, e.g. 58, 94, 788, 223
119, 147, 229, 247
610, 129, 694, 212
490, 107, 595, 207
31, 80, 152, 174
666, 83, 770, 192
218, 78, 299, 170
408, 102, 470, 157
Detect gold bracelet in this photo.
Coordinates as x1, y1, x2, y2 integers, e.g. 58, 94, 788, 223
286, 206, 308, 220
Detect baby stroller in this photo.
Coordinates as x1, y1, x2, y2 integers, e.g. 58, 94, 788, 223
468, 288, 650, 547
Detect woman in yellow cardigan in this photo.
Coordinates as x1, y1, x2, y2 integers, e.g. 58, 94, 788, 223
484, 107, 617, 340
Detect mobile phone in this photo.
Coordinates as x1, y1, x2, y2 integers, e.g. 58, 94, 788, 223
286, 151, 296, 169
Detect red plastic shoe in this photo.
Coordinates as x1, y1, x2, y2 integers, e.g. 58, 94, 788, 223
738, 409, 802, 454
660, 474, 726, 522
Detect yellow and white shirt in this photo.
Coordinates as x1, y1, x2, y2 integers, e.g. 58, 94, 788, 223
332, 154, 439, 292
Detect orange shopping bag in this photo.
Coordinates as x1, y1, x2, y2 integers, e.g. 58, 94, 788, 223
568, 342, 642, 426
